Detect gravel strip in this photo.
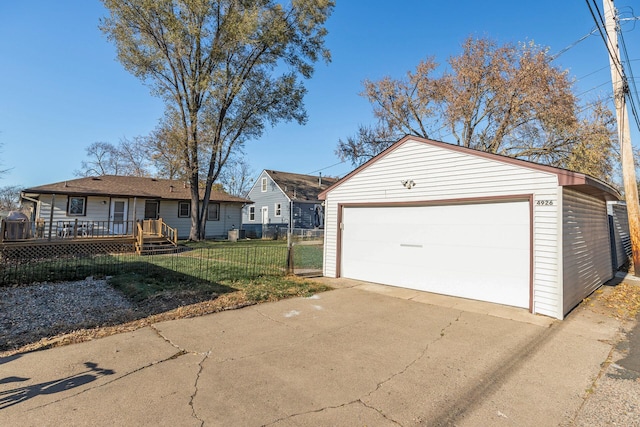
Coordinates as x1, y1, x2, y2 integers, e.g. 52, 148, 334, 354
571, 345, 640, 426
0, 278, 136, 350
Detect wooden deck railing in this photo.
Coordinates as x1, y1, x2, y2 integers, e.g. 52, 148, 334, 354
135, 218, 178, 254
138, 218, 177, 243
1, 218, 178, 248
1, 219, 136, 242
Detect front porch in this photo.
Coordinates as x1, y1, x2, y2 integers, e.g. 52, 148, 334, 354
0, 218, 178, 255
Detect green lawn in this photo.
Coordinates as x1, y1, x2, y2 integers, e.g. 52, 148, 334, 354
1, 239, 327, 307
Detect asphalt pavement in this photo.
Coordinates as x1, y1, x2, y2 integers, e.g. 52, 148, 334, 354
0, 277, 637, 426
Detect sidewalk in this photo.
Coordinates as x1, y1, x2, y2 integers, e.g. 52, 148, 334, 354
0, 279, 637, 426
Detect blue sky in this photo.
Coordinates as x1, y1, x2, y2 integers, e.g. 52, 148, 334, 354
1, 1, 639, 190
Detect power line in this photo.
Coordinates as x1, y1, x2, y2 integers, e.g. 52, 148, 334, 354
306, 160, 347, 175
584, 0, 625, 79
618, 24, 640, 129
585, 0, 640, 131
550, 28, 599, 60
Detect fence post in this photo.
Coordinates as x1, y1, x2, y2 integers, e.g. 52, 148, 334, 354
287, 243, 294, 275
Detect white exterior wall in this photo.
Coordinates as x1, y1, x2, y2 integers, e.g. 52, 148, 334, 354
159, 201, 242, 239
323, 139, 562, 318
36, 195, 242, 240
37, 195, 118, 223
562, 188, 613, 315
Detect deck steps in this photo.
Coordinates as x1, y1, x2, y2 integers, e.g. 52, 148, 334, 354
136, 237, 180, 255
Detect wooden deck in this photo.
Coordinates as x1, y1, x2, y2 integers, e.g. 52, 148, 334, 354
1, 219, 178, 256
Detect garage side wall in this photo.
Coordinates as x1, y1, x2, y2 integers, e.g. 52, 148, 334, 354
562, 188, 613, 315
608, 202, 632, 269
323, 139, 562, 318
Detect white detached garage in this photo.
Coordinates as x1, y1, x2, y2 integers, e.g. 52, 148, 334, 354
320, 136, 622, 319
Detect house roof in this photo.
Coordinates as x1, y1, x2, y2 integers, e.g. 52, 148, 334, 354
264, 170, 339, 202
22, 175, 250, 204
319, 135, 622, 201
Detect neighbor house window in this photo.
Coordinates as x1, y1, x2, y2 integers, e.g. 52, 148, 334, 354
261, 177, 267, 192
144, 200, 159, 219
275, 203, 282, 217
178, 201, 190, 218
207, 203, 220, 221
67, 196, 86, 216
249, 206, 255, 221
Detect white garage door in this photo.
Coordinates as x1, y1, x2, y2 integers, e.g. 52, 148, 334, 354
341, 201, 531, 308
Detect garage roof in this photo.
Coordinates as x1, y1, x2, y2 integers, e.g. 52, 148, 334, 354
319, 135, 621, 201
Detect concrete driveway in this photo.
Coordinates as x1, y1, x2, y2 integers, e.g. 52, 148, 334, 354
0, 280, 622, 426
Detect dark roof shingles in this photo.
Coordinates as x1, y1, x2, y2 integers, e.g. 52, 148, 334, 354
266, 170, 338, 201
23, 175, 249, 203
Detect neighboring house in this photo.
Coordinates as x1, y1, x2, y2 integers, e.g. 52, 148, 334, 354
21, 175, 249, 240
242, 170, 338, 235
320, 135, 626, 320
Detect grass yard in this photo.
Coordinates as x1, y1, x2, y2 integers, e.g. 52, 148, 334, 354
292, 243, 324, 270
1, 240, 332, 355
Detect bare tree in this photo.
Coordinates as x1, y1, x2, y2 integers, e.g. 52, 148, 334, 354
337, 37, 617, 182
76, 139, 152, 177
218, 157, 254, 197
0, 185, 21, 211
75, 142, 120, 177
118, 137, 152, 177
0, 142, 11, 179
100, 0, 334, 240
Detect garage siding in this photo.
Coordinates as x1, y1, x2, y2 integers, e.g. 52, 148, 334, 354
562, 188, 613, 315
323, 139, 562, 318
608, 202, 632, 269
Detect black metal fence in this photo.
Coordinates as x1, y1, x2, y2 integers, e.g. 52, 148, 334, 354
0, 246, 289, 287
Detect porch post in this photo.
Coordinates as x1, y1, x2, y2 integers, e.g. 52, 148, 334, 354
47, 194, 55, 241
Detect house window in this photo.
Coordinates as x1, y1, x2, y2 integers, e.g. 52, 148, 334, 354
144, 200, 159, 219
178, 201, 190, 218
249, 206, 255, 221
207, 203, 220, 221
261, 177, 267, 192
67, 196, 86, 216
275, 203, 282, 217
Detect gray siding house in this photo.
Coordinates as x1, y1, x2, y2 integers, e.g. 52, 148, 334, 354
242, 170, 338, 237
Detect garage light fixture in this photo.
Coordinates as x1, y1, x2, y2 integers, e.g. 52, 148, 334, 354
401, 179, 415, 189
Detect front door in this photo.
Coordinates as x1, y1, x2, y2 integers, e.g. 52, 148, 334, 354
261, 206, 269, 225
110, 199, 129, 235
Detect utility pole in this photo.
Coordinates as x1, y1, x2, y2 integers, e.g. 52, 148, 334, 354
603, 0, 640, 275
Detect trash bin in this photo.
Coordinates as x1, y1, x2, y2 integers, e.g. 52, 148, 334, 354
228, 229, 239, 242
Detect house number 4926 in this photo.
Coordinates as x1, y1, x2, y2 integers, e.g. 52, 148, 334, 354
536, 200, 553, 206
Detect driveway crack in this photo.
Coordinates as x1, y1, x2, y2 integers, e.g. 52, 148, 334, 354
364, 311, 463, 399
150, 324, 188, 353
262, 399, 402, 426
254, 307, 298, 328
189, 351, 211, 427
27, 348, 187, 411
261, 313, 462, 426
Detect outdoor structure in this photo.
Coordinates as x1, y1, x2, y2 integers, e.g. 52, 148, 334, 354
320, 135, 625, 320
19, 175, 249, 240
608, 201, 632, 271
242, 170, 338, 238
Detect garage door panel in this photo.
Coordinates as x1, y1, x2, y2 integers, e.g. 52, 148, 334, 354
341, 202, 530, 308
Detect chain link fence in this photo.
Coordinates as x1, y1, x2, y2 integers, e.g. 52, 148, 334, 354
0, 245, 289, 286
